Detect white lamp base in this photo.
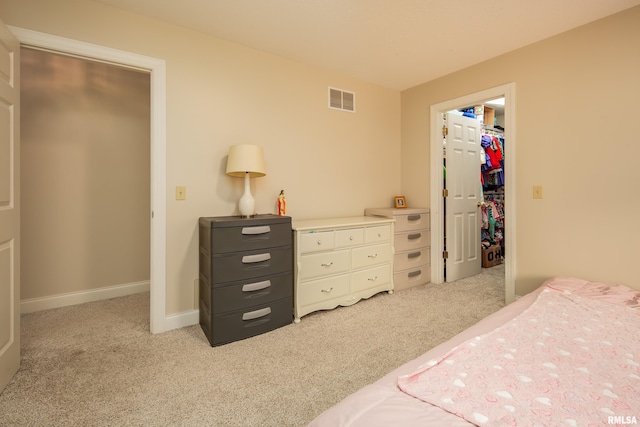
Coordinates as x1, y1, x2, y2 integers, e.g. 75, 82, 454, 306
238, 172, 255, 218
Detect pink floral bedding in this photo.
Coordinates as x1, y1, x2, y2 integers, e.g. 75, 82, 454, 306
398, 283, 640, 426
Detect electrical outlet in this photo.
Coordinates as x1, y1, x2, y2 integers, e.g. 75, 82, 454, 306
533, 185, 543, 199
176, 186, 186, 200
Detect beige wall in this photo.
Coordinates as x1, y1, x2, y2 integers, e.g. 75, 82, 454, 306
20, 48, 150, 300
6, 0, 636, 315
0, 0, 401, 315
402, 6, 640, 295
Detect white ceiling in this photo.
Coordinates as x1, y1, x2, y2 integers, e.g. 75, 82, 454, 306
96, 0, 640, 90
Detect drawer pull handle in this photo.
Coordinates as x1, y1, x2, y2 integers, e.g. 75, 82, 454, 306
242, 280, 271, 292
408, 270, 422, 278
320, 262, 333, 267
317, 240, 323, 245
408, 233, 421, 240
407, 214, 422, 221
242, 226, 271, 235
349, 236, 354, 241
368, 276, 378, 281
321, 287, 333, 293
408, 251, 421, 259
368, 253, 378, 259
242, 307, 271, 321
242, 253, 271, 263
377, 233, 382, 237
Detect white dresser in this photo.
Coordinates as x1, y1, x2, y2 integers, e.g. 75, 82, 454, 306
292, 216, 394, 322
365, 208, 430, 291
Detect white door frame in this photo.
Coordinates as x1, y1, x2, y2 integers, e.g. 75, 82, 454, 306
430, 83, 516, 304
10, 27, 168, 333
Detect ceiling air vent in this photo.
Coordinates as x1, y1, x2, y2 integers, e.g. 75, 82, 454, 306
328, 87, 355, 112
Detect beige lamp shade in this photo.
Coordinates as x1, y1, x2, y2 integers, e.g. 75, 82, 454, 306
226, 144, 266, 178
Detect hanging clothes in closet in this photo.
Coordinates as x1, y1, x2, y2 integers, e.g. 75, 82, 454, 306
481, 195, 504, 247
481, 134, 504, 188
481, 128, 505, 258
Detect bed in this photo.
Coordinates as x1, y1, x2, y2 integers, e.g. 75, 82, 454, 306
308, 277, 640, 426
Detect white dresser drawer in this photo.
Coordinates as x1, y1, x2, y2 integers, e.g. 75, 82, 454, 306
298, 249, 350, 280
351, 264, 391, 293
351, 243, 391, 270
365, 208, 429, 232
394, 211, 430, 232
335, 228, 364, 248
394, 247, 430, 271
299, 230, 334, 254
297, 274, 350, 307
394, 229, 430, 252
365, 225, 391, 244
394, 265, 431, 291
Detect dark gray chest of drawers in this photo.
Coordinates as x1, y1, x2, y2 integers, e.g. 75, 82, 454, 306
198, 214, 293, 346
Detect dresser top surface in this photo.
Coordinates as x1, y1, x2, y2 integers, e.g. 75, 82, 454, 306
200, 214, 290, 228
292, 216, 394, 231
365, 207, 429, 216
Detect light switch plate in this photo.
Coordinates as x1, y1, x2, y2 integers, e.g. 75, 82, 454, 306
533, 185, 543, 199
176, 186, 186, 200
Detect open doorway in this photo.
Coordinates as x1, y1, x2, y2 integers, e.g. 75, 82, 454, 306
20, 47, 151, 313
443, 101, 504, 281
429, 83, 516, 304
11, 26, 168, 333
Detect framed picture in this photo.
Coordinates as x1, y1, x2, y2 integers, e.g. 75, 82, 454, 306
394, 196, 407, 209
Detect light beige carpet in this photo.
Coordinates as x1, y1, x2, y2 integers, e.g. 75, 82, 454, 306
0, 266, 505, 426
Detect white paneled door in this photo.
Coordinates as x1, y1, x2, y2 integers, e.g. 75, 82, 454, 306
0, 20, 20, 393
445, 113, 481, 282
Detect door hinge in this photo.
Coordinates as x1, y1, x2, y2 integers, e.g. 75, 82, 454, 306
442, 126, 448, 137
443, 250, 448, 259
442, 189, 448, 197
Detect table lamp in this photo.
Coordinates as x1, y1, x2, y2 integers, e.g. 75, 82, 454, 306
226, 144, 266, 218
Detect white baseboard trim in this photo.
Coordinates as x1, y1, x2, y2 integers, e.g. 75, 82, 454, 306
165, 309, 199, 332
20, 280, 150, 314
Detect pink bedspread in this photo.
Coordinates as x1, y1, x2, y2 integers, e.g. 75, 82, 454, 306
398, 286, 640, 426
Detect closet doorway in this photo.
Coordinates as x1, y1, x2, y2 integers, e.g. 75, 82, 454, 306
429, 83, 516, 304
12, 27, 168, 333
20, 47, 151, 313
